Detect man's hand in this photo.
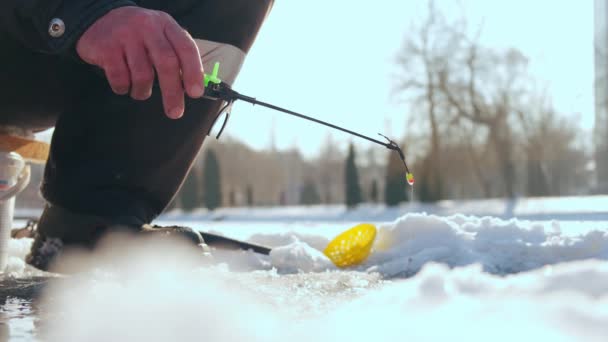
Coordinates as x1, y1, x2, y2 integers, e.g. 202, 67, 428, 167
76, 6, 204, 119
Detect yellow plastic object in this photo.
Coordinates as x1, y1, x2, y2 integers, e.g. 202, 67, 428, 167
324, 223, 377, 268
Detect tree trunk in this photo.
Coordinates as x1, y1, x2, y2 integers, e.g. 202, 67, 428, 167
426, 67, 443, 201
526, 144, 550, 197
489, 123, 516, 198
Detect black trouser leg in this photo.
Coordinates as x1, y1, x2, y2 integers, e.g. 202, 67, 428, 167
0, 35, 78, 130
0, 0, 273, 239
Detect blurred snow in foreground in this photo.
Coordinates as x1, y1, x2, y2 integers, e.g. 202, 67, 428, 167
3, 210, 608, 341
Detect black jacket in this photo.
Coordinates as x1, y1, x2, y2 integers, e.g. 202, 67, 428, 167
0, 0, 135, 55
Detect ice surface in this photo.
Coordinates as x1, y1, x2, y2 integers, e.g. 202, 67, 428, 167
3, 206, 608, 341
160, 195, 608, 222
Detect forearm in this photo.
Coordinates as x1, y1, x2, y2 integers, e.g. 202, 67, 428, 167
0, 0, 135, 55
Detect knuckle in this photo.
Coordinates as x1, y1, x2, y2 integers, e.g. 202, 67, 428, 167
179, 41, 198, 57
136, 11, 157, 27
162, 86, 184, 101
105, 66, 123, 81
102, 52, 122, 67
108, 71, 129, 85
114, 25, 134, 39
97, 38, 112, 49
159, 11, 174, 22
157, 54, 179, 72
105, 66, 129, 85
131, 69, 154, 85
110, 77, 130, 91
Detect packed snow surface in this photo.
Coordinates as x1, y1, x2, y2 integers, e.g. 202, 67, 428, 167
3, 211, 608, 341
160, 195, 608, 222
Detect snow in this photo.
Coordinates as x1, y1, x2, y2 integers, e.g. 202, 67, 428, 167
270, 239, 335, 272
3, 237, 44, 278
3, 196, 608, 341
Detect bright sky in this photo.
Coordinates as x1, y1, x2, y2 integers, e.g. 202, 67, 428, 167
222, 0, 594, 158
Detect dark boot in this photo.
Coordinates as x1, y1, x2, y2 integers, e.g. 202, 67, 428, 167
25, 204, 210, 271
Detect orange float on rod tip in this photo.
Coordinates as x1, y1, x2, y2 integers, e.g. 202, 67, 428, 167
406, 172, 415, 186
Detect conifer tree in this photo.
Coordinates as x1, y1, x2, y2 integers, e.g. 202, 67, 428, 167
246, 185, 254, 207
202, 149, 222, 210
345, 143, 362, 208
180, 167, 200, 211
370, 179, 379, 203
385, 150, 409, 206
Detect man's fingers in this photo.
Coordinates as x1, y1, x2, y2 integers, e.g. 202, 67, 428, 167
80, 8, 204, 119
125, 42, 155, 100
104, 52, 131, 95
165, 24, 204, 98
145, 33, 185, 119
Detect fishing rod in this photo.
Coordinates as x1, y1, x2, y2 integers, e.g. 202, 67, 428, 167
203, 62, 415, 186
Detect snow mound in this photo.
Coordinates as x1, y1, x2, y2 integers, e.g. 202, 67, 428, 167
366, 213, 608, 278
223, 213, 608, 278
269, 239, 335, 272
3, 237, 47, 278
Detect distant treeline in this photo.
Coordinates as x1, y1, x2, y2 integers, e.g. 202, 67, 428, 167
172, 136, 410, 211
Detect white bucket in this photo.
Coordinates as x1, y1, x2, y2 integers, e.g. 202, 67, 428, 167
0, 152, 26, 273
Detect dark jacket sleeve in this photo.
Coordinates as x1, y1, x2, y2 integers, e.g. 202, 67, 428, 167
0, 0, 136, 55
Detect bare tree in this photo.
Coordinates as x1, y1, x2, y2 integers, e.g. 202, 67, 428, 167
316, 134, 344, 203
394, 0, 459, 201
517, 99, 589, 196
595, 2, 608, 191
438, 42, 529, 198
457, 122, 494, 197
392, 0, 593, 199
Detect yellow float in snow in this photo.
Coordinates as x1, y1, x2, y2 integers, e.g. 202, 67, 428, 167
324, 223, 377, 268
